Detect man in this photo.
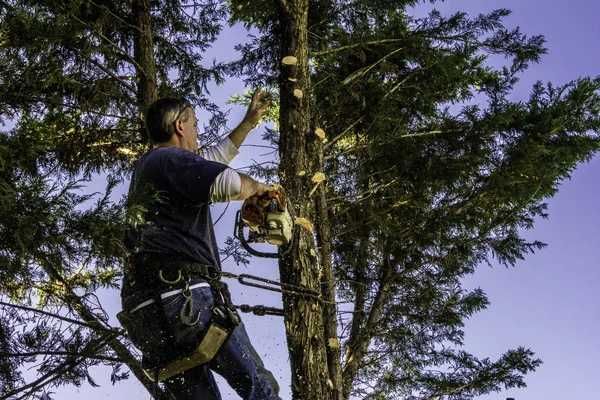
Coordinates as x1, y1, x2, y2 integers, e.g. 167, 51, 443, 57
120, 90, 282, 400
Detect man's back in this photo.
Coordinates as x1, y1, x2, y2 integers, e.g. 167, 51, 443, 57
125, 146, 227, 267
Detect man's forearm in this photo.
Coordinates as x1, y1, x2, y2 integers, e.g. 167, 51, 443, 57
228, 119, 258, 148
237, 172, 269, 200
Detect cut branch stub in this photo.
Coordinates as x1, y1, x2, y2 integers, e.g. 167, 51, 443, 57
328, 337, 340, 349
308, 172, 326, 197
294, 217, 314, 233
282, 56, 298, 66
311, 172, 326, 184
314, 128, 326, 141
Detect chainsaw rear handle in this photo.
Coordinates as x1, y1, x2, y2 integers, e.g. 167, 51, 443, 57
234, 210, 280, 258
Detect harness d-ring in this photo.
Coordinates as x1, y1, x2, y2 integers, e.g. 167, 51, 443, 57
159, 269, 182, 284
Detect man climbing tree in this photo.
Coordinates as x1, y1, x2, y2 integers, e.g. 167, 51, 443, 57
119, 90, 283, 399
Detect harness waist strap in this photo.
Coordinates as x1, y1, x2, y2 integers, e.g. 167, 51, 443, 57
129, 282, 211, 313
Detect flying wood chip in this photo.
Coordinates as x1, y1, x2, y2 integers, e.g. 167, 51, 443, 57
293, 89, 303, 99
282, 56, 298, 66
311, 172, 326, 183
294, 217, 314, 232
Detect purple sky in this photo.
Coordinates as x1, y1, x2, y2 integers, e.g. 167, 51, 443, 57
46, 1, 599, 399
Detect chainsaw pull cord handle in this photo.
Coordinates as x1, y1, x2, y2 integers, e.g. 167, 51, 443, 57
235, 210, 281, 258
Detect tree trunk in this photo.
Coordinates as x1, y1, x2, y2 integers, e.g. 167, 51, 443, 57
277, 1, 332, 399
315, 138, 343, 400
132, 0, 157, 141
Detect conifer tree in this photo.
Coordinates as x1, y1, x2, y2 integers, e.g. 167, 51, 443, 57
0, 1, 226, 397
228, 1, 600, 399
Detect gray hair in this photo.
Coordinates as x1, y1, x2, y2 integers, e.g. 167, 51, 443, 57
144, 98, 193, 143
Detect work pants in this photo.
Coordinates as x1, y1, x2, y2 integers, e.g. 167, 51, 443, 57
123, 286, 281, 400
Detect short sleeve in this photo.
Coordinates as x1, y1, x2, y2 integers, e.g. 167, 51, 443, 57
162, 148, 228, 204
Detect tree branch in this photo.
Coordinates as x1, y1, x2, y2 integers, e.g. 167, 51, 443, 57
313, 39, 404, 57
88, 57, 137, 95
0, 300, 121, 335
0, 351, 121, 363
342, 253, 395, 399
324, 116, 364, 151
1, 333, 114, 400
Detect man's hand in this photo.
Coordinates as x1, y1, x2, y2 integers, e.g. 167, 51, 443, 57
244, 89, 272, 126
228, 89, 273, 148
237, 173, 276, 200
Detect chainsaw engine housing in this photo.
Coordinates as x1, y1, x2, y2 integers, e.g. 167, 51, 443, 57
234, 189, 294, 258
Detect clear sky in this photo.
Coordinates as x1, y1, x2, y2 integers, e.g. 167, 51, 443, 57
45, 1, 599, 399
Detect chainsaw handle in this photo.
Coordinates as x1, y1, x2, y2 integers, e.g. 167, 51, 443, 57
234, 210, 280, 259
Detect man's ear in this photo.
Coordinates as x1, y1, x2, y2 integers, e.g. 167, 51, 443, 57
173, 119, 185, 137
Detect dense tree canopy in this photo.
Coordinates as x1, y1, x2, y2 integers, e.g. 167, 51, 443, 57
229, 0, 600, 398
0, 1, 227, 397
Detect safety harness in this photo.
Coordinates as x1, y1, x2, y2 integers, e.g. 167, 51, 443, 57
118, 255, 242, 382
118, 251, 328, 382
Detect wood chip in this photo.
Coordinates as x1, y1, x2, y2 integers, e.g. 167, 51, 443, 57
314, 128, 326, 141
311, 172, 326, 183
282, 56, 298, 66
293, 89, 303, 99
294, 217, 314, 232
328, 337, 340, 349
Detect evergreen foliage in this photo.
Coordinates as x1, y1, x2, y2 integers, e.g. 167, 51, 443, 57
0, 0, 226, 397
228, 1, 600, 398
0, 0, 598, 399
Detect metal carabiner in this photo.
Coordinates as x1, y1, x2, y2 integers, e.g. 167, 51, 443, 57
179, 280, 200, 326
159, 269, 182, 285
182, 280, 192, 298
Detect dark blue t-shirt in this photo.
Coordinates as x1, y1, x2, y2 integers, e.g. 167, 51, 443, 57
124, 146, 227, 269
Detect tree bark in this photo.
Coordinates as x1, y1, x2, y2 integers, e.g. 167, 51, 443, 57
315, 138, 343, 400
132, 0, 157, 141
277, 1, 332, 399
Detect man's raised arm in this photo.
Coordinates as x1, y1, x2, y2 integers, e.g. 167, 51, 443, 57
227, 89, 272, 148
200, 89, 272, 165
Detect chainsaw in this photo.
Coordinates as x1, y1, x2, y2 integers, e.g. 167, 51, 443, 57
234, 187, 294, 258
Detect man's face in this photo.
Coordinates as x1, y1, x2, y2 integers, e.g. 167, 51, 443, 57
178, 108, 199, 152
